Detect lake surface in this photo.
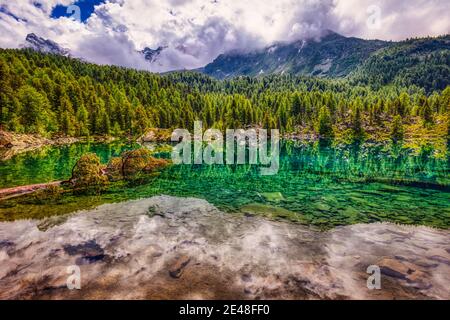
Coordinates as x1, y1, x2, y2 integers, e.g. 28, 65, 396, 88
0, 140, 449, 228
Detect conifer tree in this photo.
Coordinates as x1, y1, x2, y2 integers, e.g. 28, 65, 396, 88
317, 106, 333, 138
391, 115, 405, 141
351, 106, 365, 141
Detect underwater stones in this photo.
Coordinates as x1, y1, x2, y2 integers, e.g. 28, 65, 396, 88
37, 214, 69, 232
147, 205, 164, 218
260, 192, 285, 202
414, 259, 439, 269
147, 197, 216, 221
240, 203, 306, 223
63, 240, 106, 265
314, 202, 331, 212
393, 215, 414, 224
348, 195, 382, 209
395, 195, 412, 202
338, 207, 362, 224
241, 203, 280, 215
294, 193, 307, 201
0, 240, 14, 257
378, 256, 432, 289
241, 274, 252, 282
378, 258, 418, 279
342, 206, 359, 217
374, 211, 390, 218
168, 255, 191, 278
377, 185, 403, 193
405, 270, 432, 290
358, 189, 386, 196
426, 248, 450, 265
311, 217, 329, 225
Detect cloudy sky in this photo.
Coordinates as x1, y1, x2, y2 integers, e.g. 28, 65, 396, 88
0, 0, 449, 72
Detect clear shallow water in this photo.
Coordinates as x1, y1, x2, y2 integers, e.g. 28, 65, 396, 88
0, 142, 138, 188
0, 140, 449, 228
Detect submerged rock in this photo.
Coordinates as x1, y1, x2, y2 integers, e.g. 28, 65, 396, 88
63, 240, 107, 265
260, 192, 285, 202
240, 203, 307, 223
378, 258, 416, 279
168, 255, 191, 278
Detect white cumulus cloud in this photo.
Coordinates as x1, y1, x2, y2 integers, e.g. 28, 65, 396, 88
0, 0, 449, 72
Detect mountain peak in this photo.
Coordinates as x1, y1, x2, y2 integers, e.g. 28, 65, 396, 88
320, 30, 345, 40
141, 46, 166, 63
24, 33, 70, 57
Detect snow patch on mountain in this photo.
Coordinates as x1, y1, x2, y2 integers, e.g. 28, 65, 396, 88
22, 33, 70, 57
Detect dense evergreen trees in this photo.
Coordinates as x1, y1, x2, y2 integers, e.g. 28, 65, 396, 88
351, 35, 450, 92
0, 49, 449, 139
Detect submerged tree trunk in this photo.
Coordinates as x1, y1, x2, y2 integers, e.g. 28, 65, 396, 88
0, 181, 62, 200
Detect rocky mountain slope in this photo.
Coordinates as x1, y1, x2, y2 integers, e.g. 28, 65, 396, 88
201, 31, 450, 91
202, 31, 390, 79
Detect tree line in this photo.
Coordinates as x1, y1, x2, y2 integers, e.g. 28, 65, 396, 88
0, 49, 449, 140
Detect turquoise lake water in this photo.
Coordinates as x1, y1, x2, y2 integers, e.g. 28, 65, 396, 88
0, 140, 449, 228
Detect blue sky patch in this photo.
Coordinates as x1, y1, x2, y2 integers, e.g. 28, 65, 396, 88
51, 0, 105, 23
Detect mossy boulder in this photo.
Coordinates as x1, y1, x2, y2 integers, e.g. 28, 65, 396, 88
68, 149, 170, 192
0, 131, 13, 148
70, 153, 108, 194
120, 148, 170, 181
105, 157, 123, 182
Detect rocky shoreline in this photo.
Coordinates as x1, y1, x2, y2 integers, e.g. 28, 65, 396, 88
0, 130, 80, 160
0, 130, 123, 161
0, 195, 448, 300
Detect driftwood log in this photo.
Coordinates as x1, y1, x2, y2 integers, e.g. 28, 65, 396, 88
0, 181, 62, 200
